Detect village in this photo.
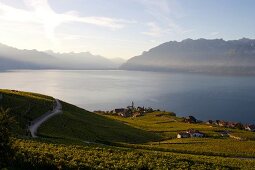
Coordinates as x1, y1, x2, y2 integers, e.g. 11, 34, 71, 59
177, 115, 255, 139
94, 101, 159, 118
205, 119, 255, 132
94, 103, 255, 139
95, 105, 253, 140
183, 115, 255, 132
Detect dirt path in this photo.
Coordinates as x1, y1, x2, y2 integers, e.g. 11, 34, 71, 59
29, 99, 62, 137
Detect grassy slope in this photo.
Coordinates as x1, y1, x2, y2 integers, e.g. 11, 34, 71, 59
12, 138, 255, 170
106, 111, 255, 158
0, 89, 54, 134
1, 89, 254, 169
106, 111, 221, 138
0, 89, 159, 144
38, 102, 160, 144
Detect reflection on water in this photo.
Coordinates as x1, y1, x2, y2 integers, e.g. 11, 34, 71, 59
0, 70, 255, 123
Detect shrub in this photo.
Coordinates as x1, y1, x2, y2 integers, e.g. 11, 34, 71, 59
0, 108, 15, 168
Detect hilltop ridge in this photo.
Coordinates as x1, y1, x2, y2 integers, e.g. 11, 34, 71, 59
0, 43, 123, 70
121, 38, 255, 74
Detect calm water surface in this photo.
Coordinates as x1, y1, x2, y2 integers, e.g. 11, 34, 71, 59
0, 70, 254, 123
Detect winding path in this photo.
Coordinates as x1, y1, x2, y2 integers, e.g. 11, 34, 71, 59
29, 99, 62, 137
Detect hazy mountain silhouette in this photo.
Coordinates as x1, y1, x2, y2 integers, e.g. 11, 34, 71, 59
0, 43, 123, 70
45, 51, 122, 69
0, 43, 59, 69
121, 38, 255, 74
110, 57, 126, 65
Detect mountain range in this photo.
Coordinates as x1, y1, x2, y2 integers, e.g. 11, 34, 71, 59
121, 38, 255, 74
0, 43, 124, 70
2, 39, 255, 74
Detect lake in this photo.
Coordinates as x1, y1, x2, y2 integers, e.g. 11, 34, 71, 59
0, 70, 254, 124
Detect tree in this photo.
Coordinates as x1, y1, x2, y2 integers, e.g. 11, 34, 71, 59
0, 108, 14, 169
235, 122, 244, 130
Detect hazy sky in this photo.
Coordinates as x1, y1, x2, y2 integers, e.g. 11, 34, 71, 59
0, 0, 254, 59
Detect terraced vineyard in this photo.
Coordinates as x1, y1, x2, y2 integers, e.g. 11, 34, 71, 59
1, 89, 255, 169
12, 139, 255, 170
106, 112, 255, 158
0, 89, 54, 134
38, 101, 160, 144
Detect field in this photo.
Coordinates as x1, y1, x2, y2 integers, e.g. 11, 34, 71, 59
106, 111, 255, 158
0, 89, 54, 134
12, 139, 255, 170
1, 89, 255, 169
38, 101, 160, 144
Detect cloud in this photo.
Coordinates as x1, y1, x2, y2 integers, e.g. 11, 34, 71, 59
140, 0, 171, 15
0, 0, 130, 43
210, 32, 220, 36
142, 22, 164, 37
137, 0, 185, 19
142, 21, 190, 38
136, 0, 189, 38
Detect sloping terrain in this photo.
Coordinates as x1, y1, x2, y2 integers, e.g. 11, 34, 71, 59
1, 89, 255, 169
106, 111, 255, 158
0, 89, 54, 134
121, 38, 255, 74
38, 101, 160, 144
0, 89, 159, 143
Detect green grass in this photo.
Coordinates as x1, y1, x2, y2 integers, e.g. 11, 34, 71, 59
106, 111, 255, 158
12, 138, 255, 170
118, 138, 255, 158
38, 101, 160, 144
0, 89, 54, 134
106, 111, 221, 138
1, 89, 255, 169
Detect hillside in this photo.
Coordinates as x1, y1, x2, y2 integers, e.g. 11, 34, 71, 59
1, 89, 255, 169
38, 101, 160, 144
106, 111, 255, 158
121, 38, 255, 74
0, 89, 159, 143
0, 89, 54, 134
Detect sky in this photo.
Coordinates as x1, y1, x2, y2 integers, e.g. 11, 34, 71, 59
0, 0, 255, 59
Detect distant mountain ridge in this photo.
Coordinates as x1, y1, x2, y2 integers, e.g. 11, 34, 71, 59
0, 43, 123, 70
45, 50, 120, 69
121, 38, 255, 74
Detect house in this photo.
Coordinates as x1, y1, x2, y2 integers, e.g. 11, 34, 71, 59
214, 120, 220, 125
137, 106, 145, 112
177, 129, 205, 138
245, 124, 255, 132
230, 122, 244, 130
177, 132, 191, 138
146, 107, 154, 113
218, 130, 229, 137
190, 132, 204, 137
184, 116, 197, 123
227, 122, 238, 128
133, 112, 143, 118
114, 108, 126, 114
187, 129, 205, 137
119, 109, 133, 117
218, 120, 227, 127
206, 120, 213, 125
